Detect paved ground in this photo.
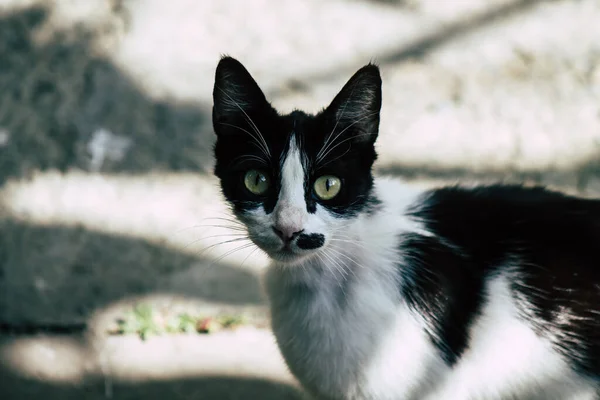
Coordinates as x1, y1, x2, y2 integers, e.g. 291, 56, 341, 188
0, 0, 600, 398
0, 328, 304, 399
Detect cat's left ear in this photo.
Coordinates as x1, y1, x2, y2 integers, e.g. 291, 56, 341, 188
325, 63, 382, 144
212, 56, 271, 136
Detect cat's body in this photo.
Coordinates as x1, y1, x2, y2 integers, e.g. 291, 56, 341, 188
266, 178, 600, 400
211, 56, 600, 399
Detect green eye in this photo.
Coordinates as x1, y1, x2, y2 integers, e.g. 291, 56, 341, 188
314, 175, 342, 200
244, 170, 270, 195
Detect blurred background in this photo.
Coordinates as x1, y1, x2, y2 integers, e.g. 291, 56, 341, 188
0, 0, 599, 398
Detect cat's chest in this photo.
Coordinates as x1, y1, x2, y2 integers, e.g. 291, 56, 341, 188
266, 267, 438, 399
269, 281, 391, 398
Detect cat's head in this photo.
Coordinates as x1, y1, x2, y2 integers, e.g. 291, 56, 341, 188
212, 56, 382, 265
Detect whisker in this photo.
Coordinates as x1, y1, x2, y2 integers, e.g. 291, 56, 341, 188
317, 78, 363, 160
201, 217, 246, 227
324, 248, 358, 287
239, 246, 261, 269
322, 247, 351, 279
195, 243, 258, 282
318, 250, 346, 288
207, 243, 257, 268
218, 122, 270, 158
229, 154, 269, 168
180, 224, 247, 232
185, 233, 249, 250
316, 111, 378, 164
192, 237, 252, 256
216, 86, 271, 157
329, 247, 362, 268
317, 131, 374, 164
326, 244, 361, 269
317, 144, 352, 169
329, 238, 368, 250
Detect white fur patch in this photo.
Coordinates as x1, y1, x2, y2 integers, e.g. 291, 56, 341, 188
274, 135, 307, 235
426, 274, 596, 400
360, 303, 448, 399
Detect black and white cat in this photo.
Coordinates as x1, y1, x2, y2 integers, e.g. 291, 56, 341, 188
211, 56, 600, 400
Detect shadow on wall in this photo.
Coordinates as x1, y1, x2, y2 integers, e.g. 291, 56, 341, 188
0, 218, 264, 327
0, 5, 213, 186
276, 0, 562, 92
1, 2, 597, 192
377, 157, 600, 196
0, 366, 303, 400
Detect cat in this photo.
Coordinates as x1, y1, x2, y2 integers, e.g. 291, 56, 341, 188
211, 56, 600, 400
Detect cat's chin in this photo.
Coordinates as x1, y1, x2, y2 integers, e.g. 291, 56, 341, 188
268, 249, 311, 266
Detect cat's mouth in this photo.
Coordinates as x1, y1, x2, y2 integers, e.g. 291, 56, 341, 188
268, 233, 326, 264
248, 232, 326, 265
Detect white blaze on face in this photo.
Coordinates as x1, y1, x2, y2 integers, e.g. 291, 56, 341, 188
274, 135, 307, 236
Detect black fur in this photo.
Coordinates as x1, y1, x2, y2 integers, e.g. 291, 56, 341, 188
399, 232, 485, 366
297, 233, 326, 250
402, 184, 600, 378
212, 56, 381, 218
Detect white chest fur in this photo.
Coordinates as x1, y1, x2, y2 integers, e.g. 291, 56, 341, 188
266, 263, 598, 400
265, 256, 442, 400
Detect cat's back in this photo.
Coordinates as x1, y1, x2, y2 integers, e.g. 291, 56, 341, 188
412, 183, 600, 239
401, 182, 600, 382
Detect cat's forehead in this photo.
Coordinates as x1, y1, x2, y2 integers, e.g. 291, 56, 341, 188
281, 111, 319, 140
254, 110, 325, 159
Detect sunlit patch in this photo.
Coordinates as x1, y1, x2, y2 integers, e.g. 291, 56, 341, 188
0, 336, 88, 383
0, 171, 269, 270
0, 128, 9, 147
0, 296, 296, 386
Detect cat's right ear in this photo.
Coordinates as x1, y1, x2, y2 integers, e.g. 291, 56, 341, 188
212, 56, 271, 136
324, 63, 382, 144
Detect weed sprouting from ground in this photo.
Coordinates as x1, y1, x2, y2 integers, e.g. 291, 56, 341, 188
109, 303, 246, 340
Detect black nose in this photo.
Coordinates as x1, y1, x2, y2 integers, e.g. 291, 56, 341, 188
272, 226, 304, 242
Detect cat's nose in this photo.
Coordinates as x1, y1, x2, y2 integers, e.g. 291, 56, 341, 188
272, 226, 304, 243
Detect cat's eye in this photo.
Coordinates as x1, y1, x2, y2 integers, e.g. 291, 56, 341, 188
314, 175, 342, 200
244, 170, 270, 195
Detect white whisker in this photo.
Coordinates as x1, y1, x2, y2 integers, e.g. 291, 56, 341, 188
218, 122, 270, 158
207, 242, 257, 267
195, 242, 258, 282
229, 154, 269, 167
325, 246, 360, 280
317, 78, 363, 161
216, 86, 271, 157
319, 248, 350, 286
192, 237, 252, 255
201, 217, 246, 226
240, 246, 261, 269
317, 125, 376, 165
317, 144, 352, 169
181, 224, 247, 232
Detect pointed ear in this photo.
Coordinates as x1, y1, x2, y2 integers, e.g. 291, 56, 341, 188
212, 56, 271, 135
325, 63, 382, 143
